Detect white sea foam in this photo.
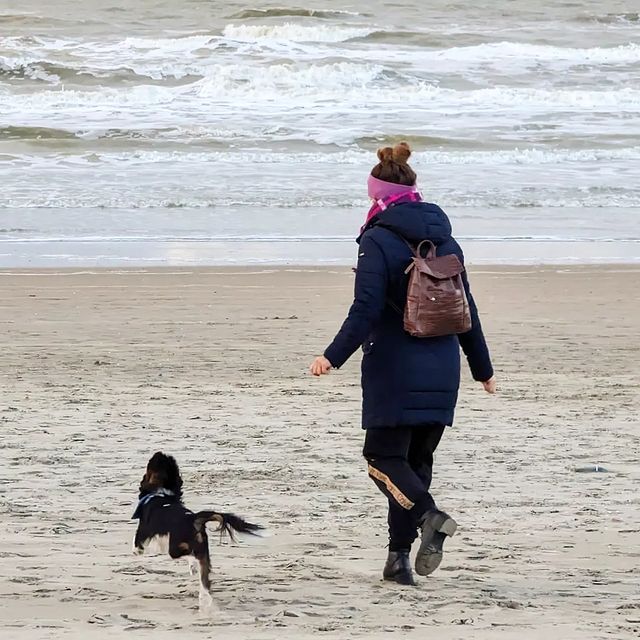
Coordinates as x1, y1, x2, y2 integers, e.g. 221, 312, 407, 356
5, 66, 638, 123
192, 61, 384, 98
227, 8, 368, 19
3, 191, 639, 210
0, 34, 219, 57
221, 23, 374, 42
0, 55, 61, 82
460, 41, 640, 65
3, 67, 640, 119
423, 86, 640, 111
6, 148, 640, 167
2, 34, 639, 89
0, 35, 225, 83
12, 27, 640, 93
3, 35, 639, 70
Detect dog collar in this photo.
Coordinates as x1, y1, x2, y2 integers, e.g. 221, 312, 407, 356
132, 488, 175, 519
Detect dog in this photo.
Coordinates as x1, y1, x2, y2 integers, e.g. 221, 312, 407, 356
132, 452, 263, 607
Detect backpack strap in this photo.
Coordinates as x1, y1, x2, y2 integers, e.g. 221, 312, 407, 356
415, 239, 437, 259
374, 231, 436, 314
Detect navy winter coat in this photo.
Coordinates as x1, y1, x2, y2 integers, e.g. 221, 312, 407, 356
324, 201, 493, 429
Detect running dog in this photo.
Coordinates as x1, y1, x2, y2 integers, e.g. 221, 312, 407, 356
132, 452, 263, 607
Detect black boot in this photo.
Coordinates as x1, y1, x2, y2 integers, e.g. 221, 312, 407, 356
383, 550, 416, 586
415, 510, 458, 576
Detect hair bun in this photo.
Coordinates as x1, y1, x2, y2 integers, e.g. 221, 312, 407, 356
392, 142, 412, 164
376, 146, 394, 163
371, 141, 417, 185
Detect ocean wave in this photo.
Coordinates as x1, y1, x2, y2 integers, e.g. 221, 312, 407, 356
0, 196, 367, 210
429, 86, 640, 110
3, 189, 640, 210
448, 192, 640, 209
0, 33, 218, 59
227, 8, 368, 19
356, 134, 469, 149
4, 234, 638, 244
577, 12, 640, 25
4, 76, 640, 116
7, 147, 640, 167
0, 13, 72, 26
5, 149, 369, 166
221, 23, 374, 42
0, 125, 79, 140
192, 61, 387, 98
0, 124, 300, 144
2, 33, 638, 91
416, 147, 640, 165
0, 35, 225, 84
0, 56, 151, 85
0, 57, 64, 83
413, 41, 640, 68
0, 228, 29, 234
0, 61, 387, 110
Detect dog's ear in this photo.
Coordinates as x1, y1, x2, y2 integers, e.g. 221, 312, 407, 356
147, 451, 166, 470
138, 473, 148, 495
163, 455, 183, 498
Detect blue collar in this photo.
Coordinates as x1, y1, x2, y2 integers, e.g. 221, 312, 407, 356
132, 489, 175, 519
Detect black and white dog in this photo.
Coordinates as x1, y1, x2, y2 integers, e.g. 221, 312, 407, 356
132, 452, 263, 607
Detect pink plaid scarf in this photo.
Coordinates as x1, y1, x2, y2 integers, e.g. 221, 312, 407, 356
362, 175, 421, 232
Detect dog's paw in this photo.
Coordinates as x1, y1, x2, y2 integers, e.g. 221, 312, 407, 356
199, 590, 216, 615
132, 546, 144, 556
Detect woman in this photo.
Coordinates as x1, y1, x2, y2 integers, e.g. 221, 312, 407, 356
310, 143, 496, 586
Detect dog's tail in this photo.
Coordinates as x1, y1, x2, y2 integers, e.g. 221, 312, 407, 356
194, 511, 263, 542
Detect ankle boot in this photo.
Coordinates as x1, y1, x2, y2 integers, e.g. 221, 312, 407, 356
415, 510, 458, 576
383, 550, 416, 586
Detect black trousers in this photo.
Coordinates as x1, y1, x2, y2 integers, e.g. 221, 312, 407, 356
363, 424, 445, 551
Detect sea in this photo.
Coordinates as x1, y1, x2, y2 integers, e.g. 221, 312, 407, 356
1, 0, 639, 266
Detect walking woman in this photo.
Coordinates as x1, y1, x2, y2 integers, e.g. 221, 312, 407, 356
310, 143, 496, 586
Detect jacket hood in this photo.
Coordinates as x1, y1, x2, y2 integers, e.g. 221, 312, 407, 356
373, 202, 452, 245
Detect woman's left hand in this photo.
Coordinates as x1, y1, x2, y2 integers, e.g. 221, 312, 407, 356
310, 356, 333, 376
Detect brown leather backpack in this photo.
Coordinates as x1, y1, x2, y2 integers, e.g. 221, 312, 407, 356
401, 239, 472, 338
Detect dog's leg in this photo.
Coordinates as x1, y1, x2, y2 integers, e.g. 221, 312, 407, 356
187, 555, 199, 576
133, 528, 147, 555
199, 586, 213, 610
153, 534, 170, 555
197, 551, 214, 612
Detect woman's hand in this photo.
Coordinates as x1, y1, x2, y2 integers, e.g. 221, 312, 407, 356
481, 376, 497, 394
310, 356, 333, 377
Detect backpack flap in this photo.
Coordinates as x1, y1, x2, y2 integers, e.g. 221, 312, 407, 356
405, 254, 465, 279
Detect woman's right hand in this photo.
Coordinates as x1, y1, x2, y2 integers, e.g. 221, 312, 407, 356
310, 356, 333, 377
481, 376, 497, 394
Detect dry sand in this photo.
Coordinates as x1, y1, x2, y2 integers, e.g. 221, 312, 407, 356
0, 266, 638, 640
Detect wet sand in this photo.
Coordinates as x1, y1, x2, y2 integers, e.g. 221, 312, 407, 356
0, 266, 638, 639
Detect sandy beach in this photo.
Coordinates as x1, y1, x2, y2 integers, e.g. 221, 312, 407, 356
0, 266, 638, 640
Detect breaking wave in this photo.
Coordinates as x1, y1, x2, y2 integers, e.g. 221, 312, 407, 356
227, 8, 368, 19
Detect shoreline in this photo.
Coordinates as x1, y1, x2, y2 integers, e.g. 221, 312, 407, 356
1, 263, 640, 276
2, 238, 639, 269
